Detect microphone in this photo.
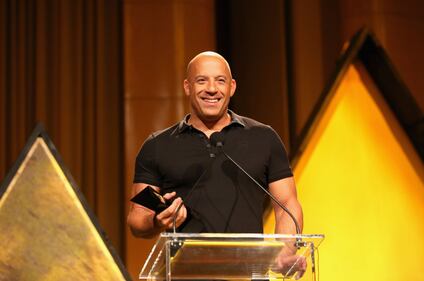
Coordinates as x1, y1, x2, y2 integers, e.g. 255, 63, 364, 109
209, 132, 302, 235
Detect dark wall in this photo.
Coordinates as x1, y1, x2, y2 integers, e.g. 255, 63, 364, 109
216, 0, 291, 148
216, 0, 424, 153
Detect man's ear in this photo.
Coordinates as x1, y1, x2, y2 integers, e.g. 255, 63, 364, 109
183, 79, 190, 97
230, 79, 237, 97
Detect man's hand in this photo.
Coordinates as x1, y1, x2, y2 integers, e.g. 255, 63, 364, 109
127, 184, 188, 238
274, 246, 307, 280
154, 191, 187, 230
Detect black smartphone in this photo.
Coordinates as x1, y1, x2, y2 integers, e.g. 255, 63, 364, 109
130, 186, 170, 213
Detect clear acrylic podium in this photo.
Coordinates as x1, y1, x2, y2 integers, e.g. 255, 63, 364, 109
139, 233, 324, 280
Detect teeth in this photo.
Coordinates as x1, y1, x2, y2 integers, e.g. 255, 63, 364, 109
203, 98, 219, 103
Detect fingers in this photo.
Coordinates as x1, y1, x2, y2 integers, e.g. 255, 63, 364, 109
155, 197, 182, 223
162, 191, 176, 200
294, 257, 306, 280
295, 269, 305, 280
276, 253, 307, 279
276, 254, 298, 269
154, 197, 187, 230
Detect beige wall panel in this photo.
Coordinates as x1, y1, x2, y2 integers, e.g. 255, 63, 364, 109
125, 1, 177, 99
124, 1, 215, 278
125, 0, 216, 100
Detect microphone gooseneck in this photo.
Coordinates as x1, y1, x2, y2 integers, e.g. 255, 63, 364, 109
171, 138, 217, 233
211, 132, 301, 235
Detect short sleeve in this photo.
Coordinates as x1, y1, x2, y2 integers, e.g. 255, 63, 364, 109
266, 127, 293, 183
133, 135, 162, 186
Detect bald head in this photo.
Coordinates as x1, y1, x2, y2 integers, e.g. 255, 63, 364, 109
183, 51, 236, 125
186, 51, 232, 80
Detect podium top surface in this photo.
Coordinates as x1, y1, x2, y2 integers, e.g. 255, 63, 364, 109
140, 233, 324, 280
158, 232, 324, 240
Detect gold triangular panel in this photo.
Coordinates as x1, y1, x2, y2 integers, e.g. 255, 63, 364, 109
0, 127, 129, 280
263, 29, 424, 281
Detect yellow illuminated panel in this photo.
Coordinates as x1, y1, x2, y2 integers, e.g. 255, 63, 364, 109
264, 64, 424, 280
0, 138, 127, 280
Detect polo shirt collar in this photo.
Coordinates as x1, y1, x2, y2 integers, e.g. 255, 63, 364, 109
175, 110, 245, 135
228, 110, 246, 127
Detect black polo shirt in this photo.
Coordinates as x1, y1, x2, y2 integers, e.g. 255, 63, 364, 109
134, 111, 292, 233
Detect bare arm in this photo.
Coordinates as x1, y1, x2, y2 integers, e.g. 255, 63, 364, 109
127, 183, 187, 239
269, 176, 303, 234
269, 177, 306, 278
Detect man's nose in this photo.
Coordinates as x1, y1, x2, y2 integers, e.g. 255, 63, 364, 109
206, 81, 217, 93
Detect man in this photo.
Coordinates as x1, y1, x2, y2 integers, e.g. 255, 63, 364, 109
127, 51, 305, 276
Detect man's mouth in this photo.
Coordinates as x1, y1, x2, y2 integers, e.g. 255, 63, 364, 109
201, 97, 221, 104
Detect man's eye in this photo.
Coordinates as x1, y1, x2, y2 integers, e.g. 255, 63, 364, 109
197, 79, 206, 83
218, 79, 226, 83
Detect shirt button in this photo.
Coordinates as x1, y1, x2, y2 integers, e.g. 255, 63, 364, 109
209, 153, 215, 158
206, 144, 211, 148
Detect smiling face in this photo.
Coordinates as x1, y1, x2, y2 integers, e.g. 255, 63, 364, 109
183, 53, 236, 125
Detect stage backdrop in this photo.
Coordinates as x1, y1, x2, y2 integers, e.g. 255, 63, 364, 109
264, 62, 424, 280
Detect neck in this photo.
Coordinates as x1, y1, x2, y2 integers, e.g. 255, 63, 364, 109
188, 113, 231, 138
